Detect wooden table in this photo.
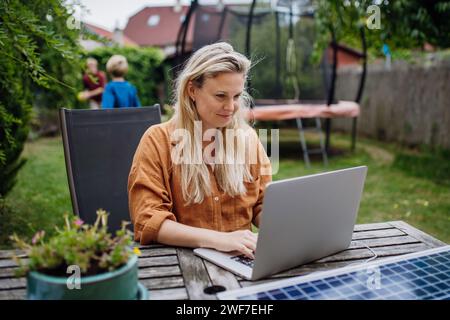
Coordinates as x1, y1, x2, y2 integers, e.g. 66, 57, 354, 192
0, 221, 446, 300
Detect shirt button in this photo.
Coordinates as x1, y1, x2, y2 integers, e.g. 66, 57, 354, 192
214, 196, 219, 201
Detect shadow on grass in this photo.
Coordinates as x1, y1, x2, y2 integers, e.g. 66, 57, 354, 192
392, 149, 450, 187
266, 140, 349, 164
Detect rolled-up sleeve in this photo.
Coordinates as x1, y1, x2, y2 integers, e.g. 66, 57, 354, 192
128, 129, 177, 244
252, 134, 272, 224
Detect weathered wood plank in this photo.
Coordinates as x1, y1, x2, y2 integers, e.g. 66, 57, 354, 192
139, 265, 181, 279
348, 235, 420, 249
353, 222, 393, 232
0, 287, 188, 301
139, 276, 184, 290
203, 260, 241, 292
177, 248, 214, 300
240, 278, 278, 288
267, 260, 366, 279
0, 267, 18, 279
0, 289, 26, 300
315, 243, 430, 263
388, 221, 447, 247
352, 228, 405, 240
148, 287, 188, 300
138, 248, 177, 258
138, 255, 178, 268
0, 250, 26, 259
0, 259, 22, 268
138, 243, 165, 249
0, 277, 26, 290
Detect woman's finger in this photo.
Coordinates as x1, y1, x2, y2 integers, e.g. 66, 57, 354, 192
242, 238, 257, 252
239, 244, 255, 259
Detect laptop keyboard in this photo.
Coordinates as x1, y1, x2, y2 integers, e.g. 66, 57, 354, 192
231, 254, 254, 268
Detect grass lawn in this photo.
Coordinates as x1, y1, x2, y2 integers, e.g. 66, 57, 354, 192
2, 128, 449, 248
1, 137, 72, 248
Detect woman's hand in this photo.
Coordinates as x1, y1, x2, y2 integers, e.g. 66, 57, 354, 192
157, 220, 257, 258
214, 230, 258, 259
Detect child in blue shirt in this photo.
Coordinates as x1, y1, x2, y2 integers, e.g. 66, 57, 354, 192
102, 55, 141, 108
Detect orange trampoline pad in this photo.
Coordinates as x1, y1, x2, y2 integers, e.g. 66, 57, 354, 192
244, 100, 360, 121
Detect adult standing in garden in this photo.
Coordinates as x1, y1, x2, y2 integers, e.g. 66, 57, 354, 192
101, 55, 141, 108
81, 57, 106, 109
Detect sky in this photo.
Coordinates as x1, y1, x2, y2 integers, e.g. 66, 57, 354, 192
75, 0, 254, 31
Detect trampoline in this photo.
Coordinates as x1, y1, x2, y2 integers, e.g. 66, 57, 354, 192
173, 0, 367, 165
244, 100, 360, 121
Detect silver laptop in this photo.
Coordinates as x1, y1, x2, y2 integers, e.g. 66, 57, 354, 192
194, 166, 367, 281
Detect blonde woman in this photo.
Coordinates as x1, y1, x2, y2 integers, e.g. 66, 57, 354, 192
128, 42, 272, 258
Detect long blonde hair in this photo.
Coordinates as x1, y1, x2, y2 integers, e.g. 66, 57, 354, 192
171, 42, 255, 205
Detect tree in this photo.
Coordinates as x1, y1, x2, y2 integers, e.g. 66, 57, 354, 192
313, 0, 450, 59
0, 0, 84, 197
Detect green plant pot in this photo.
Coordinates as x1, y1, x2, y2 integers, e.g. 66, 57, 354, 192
27, 254, 147, 300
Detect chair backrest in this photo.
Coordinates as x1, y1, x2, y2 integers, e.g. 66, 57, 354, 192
59, 106, 161, 232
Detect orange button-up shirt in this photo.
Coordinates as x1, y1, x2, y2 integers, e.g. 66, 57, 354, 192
128, 119, 272, 244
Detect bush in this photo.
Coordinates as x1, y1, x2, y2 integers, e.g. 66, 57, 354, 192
0, 197, 14, 248
87, 46, 165, 107
0, 0, 84, 197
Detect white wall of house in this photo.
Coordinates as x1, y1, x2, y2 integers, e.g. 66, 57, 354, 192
80, 39, 105, 51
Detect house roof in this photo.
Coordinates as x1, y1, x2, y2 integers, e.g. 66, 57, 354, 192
334, 43, 365, 59
326, 42, 366, 67
124, 6, 195, 47
83, 22, 138, 47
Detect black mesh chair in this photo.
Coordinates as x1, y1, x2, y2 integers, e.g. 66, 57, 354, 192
59, 106, 161, 232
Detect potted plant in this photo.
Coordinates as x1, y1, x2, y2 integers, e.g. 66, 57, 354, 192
10, 209, 147, 300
